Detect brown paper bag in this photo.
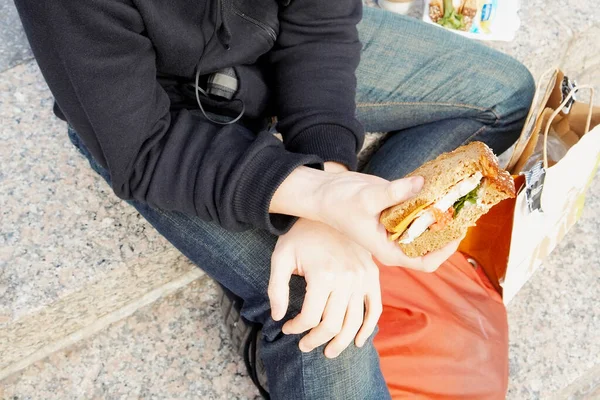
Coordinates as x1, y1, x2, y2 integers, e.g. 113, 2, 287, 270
459, 69, 600, 303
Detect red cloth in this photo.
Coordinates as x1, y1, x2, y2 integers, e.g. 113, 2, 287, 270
374, 253, 508, 400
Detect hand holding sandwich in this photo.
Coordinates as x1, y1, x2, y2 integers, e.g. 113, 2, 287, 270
270, 167, 460, 272
312, 171, 461, 270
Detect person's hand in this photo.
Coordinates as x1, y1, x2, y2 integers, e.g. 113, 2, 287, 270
268, 218, 382, 358
270, 166, 458, 272
314, 171, 460, 271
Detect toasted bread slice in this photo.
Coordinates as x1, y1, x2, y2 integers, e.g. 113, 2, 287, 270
380, 141, 515, 257
398, 174, 512, 257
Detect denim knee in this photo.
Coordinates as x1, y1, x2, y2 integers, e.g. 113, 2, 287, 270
495, 58, 536, 124
252, 275, 307, 340
511, 60, 535, 114
257, 279, 389, 399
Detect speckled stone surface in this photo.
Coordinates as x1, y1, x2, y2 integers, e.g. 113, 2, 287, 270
0, 0, 33, 72
556, 364, 600, 399
1, 0, 600, 399
0, 61, 202, 378
505, 176, 600, 400
1, 277, 261, 400
0, 61, 187, 323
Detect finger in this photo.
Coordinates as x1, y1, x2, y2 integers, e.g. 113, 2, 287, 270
355, 287, 383, 348
416, 239, 461, 272
268, 252, 295, 321
324, 294, 365, 358
282, 281, 331, 335
373, 176, 424, 210
298, 290, 349, 352
374, 229, 419, 267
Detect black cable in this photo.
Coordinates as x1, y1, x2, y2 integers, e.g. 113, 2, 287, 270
244, 324, 270, 399
192, 0, 245, 126
193, 66, 245, 125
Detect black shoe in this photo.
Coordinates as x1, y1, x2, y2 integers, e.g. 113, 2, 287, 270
217, 284, 270, 399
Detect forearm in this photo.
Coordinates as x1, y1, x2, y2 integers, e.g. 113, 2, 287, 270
269, 0, 364, 170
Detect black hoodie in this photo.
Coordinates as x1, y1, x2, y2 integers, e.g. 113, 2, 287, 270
15, 0, 364, 234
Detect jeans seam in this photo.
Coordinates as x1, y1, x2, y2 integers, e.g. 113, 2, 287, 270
357, 100, 501, 118
461, 124, 488, 145
357, 101, 502, 130
461, 101, 507, 144
300, 348, 307, 399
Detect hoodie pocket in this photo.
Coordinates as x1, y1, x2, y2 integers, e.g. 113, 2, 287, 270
231, 8, 277, 43
230, 0, 279, 45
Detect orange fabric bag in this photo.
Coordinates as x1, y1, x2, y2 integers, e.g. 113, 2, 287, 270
374, 252, 508, 400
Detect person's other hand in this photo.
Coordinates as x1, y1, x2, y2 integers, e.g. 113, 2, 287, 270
268, 218, 382, 358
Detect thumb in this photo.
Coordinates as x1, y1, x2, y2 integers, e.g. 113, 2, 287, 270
268, 254, 294, 321
375, 176, 424, 209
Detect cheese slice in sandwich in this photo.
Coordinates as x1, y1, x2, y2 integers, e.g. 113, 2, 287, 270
380, 142, 516, 258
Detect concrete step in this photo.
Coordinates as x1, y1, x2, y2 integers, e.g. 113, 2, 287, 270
1, 277, 260, 399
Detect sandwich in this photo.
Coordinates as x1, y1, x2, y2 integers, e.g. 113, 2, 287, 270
429, 0, 477, 31
380, 142, 516, 258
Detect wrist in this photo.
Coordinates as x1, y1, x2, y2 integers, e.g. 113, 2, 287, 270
269, 166, 332, 222
286, 124, 360, 171
324, 161, 349, 174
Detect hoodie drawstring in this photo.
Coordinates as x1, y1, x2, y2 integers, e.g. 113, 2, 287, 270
216, 0, 232, 50
192, 0, 244, 125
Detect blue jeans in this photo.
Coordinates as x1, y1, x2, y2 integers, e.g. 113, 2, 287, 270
68, 7, 534, 400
